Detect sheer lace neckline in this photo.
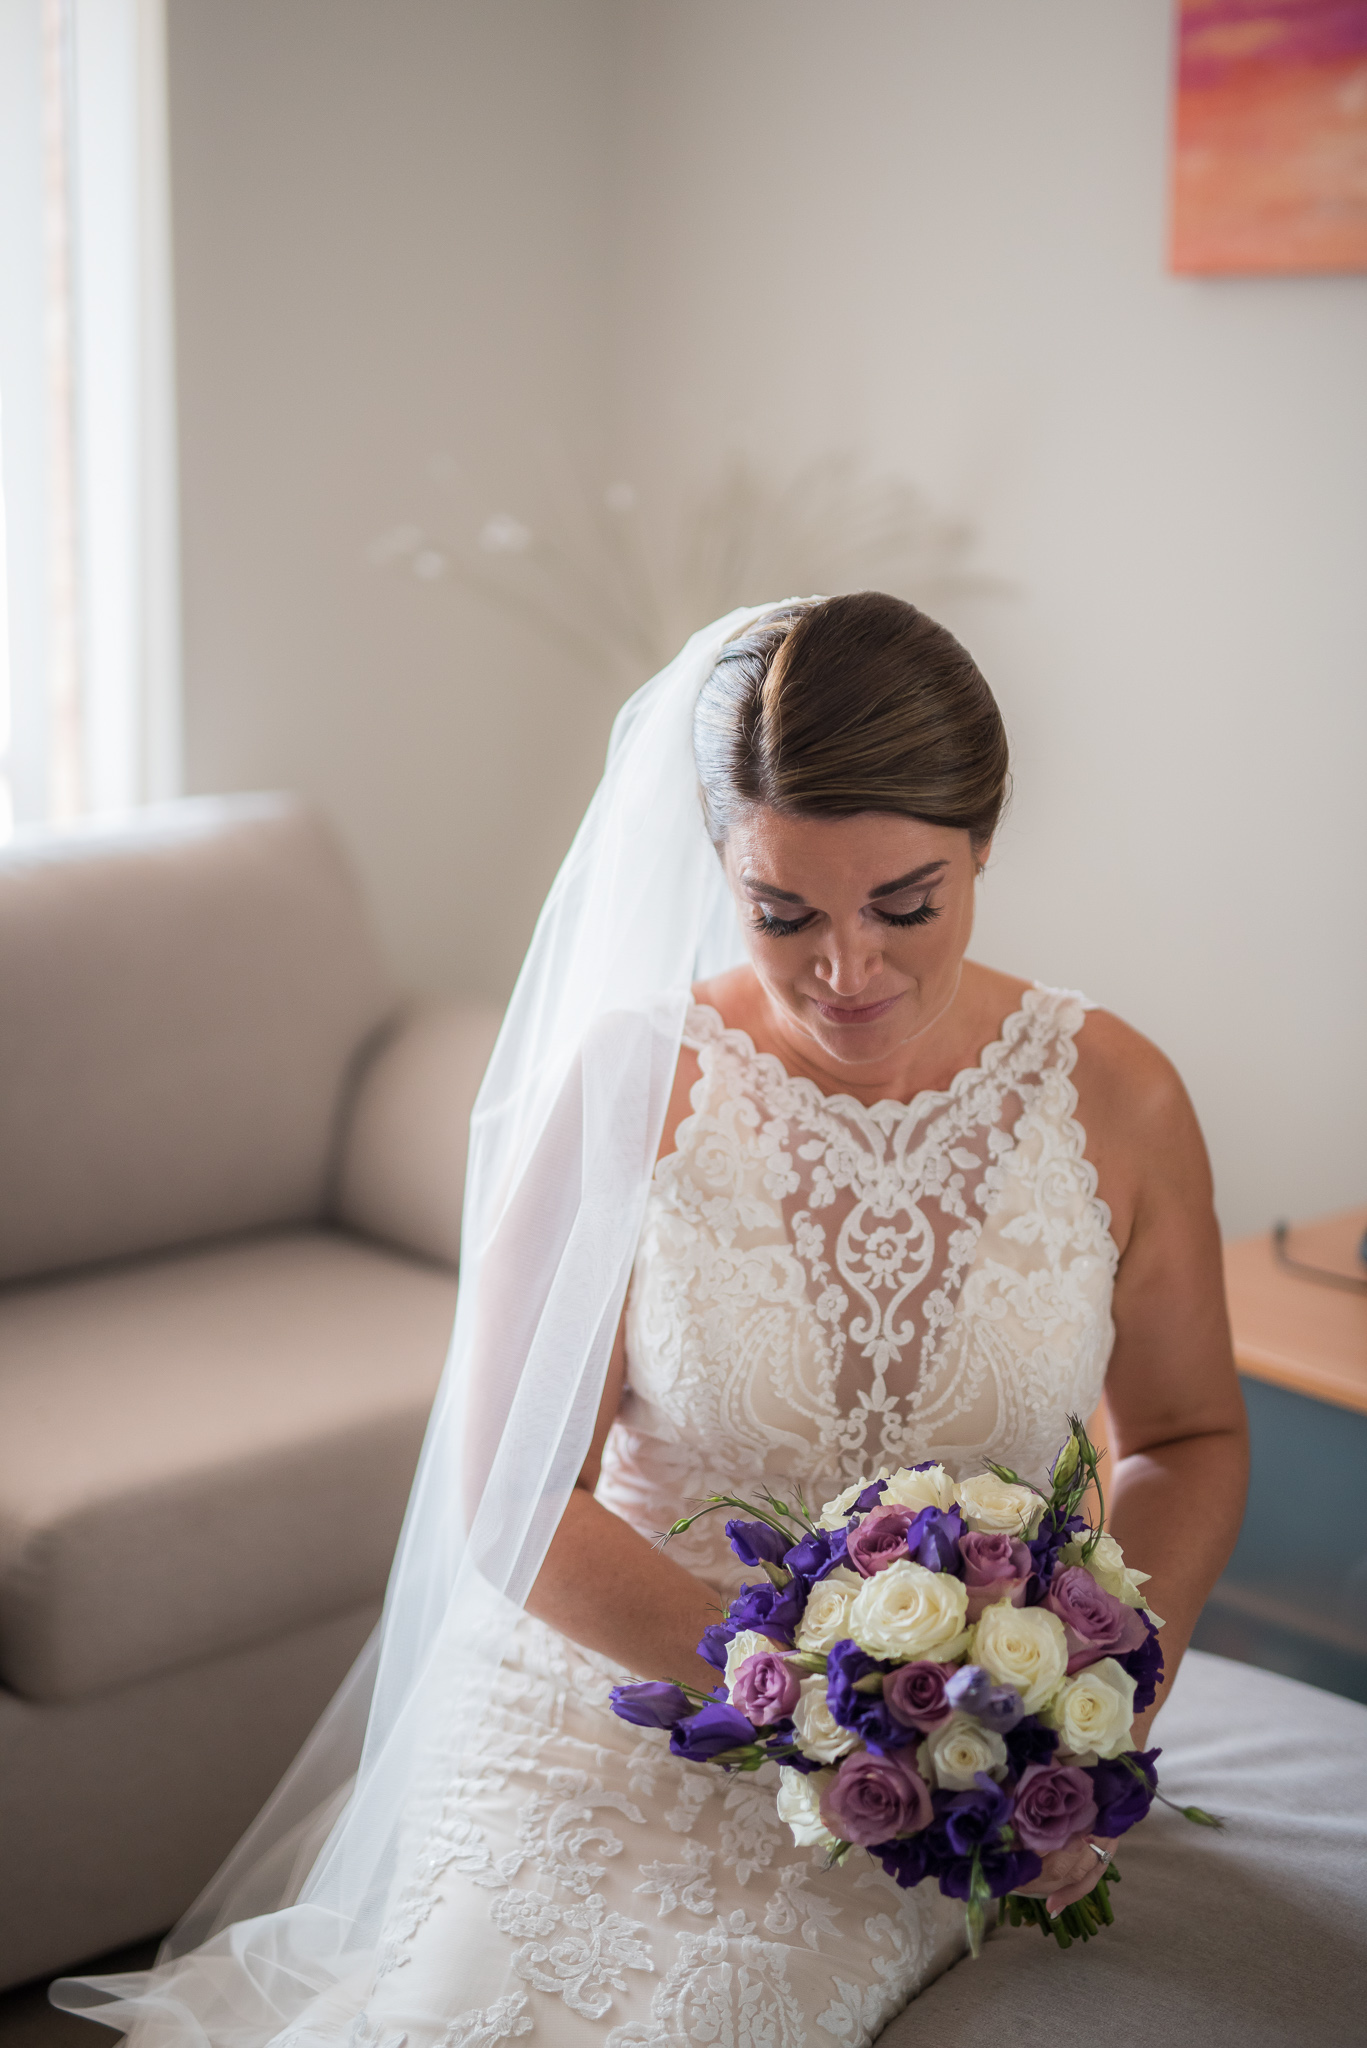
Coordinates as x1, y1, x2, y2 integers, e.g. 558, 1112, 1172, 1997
684, 982, 1066, 1130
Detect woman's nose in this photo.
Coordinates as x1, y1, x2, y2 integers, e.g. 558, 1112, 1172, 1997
814, 932, 881, 997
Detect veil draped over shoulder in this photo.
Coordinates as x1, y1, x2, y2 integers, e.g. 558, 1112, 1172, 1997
53, 605, 780, 2048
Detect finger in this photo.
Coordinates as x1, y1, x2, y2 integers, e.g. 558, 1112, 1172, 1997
1046, 1869, 1102, 1916
1044, 1878, 1098, 1915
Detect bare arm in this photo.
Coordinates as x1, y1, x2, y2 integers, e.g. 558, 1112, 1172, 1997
1020, 1020, 1248, 1912
523, 1311, 725, 1692
1097, 1047, 1249, 1741
525, 1043, 724, 1694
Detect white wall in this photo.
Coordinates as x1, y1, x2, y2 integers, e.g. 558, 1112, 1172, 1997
168, 0, 619, 995
170, 0, 1366, 1236
607, 0, 1367, 1236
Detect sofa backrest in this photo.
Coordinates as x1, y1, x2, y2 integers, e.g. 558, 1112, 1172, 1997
0, 794, 397, 1286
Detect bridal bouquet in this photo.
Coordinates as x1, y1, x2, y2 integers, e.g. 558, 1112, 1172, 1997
611, 1418, 1215, 1953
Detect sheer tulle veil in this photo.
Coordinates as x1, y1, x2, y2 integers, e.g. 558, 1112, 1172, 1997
53, 604, 783, 2048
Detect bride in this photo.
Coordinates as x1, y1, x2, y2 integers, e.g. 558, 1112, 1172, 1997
60, 595, 1248, 2047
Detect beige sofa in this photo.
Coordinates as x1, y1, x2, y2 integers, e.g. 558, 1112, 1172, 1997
0, 795, 499, 1990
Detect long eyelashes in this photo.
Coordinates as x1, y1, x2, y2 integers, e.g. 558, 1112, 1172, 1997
751, 902, 942, 938
877, 902, 941, 929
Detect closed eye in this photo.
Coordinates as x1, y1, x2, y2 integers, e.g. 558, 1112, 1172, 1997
752, 907, 816, 937
874, 901, 941, 929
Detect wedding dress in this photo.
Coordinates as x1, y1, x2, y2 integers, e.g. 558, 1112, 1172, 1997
351, 986, 1117, 2047
56, 610, 1118, 2048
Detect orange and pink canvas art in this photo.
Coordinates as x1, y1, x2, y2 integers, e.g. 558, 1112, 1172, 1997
1170, 0, 1367, 273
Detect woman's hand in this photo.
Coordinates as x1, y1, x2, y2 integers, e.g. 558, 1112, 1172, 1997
1011, 1832, 1118, 1916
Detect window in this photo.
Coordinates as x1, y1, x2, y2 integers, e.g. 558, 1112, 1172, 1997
0, 0, 180, 840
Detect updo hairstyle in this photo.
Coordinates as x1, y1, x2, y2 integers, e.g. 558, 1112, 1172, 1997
693, 592, 1009, 851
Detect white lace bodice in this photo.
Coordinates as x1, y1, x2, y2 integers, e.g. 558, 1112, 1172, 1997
354, 985, 1123, 2047
599, 985, 1118, 1593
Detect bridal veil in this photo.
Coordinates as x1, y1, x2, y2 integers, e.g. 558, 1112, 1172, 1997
53, 605, 779, 2048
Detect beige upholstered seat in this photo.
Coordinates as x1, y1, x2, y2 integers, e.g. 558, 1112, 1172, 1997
0, 1229, 458, 1703
0, 796, 499, 1988
882, 1649, 1367, 2047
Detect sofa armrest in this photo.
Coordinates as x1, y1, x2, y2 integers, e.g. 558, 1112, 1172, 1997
333, 997, 501, 1268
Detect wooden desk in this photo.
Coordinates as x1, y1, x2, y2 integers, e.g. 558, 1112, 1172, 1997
1223, 1205, 1367, 1416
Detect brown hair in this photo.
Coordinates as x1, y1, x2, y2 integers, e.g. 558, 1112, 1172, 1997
694, 592, 1009, 849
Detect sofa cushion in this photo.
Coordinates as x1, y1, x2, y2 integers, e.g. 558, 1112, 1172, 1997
0, 1229, 457, 1703
0, 794, 397, 1285
334, 996, 502, 1269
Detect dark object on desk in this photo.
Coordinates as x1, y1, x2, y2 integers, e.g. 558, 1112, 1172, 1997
1272, 1218, 1367, 1294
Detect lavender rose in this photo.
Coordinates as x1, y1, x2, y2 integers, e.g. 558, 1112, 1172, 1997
958, 1531, 1033, 1622
884, 1660, 954, 1731
609, 1681, 693, 1728
1010, 1760, 1100, 1855
730, 1651, 801, 1726
820, 1749, 933, 1846
1045, 1565, 1149, 1673
847, 1504, 919, 1577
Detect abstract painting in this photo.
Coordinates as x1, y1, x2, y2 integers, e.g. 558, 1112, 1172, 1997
1170, 0, 1367, 273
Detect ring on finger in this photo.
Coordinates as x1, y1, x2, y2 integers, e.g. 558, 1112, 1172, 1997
1088, 1842, 1112, 1867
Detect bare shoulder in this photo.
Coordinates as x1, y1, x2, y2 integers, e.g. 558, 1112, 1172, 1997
1073, 1008, 1200, 1144
691, 964, 761, 1032
1071, 1007, 1212, 1249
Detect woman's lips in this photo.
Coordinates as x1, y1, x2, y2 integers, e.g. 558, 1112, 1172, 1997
810, 992, 903, 1025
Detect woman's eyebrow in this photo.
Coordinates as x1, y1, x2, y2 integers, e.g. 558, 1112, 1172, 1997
868, 860, 949, 898
741, 857, 948, 907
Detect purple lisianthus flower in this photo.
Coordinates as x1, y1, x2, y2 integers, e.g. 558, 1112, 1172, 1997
927, 1775, 1043, 1899
1004, 1715, 1058, 1778
958, 1532, 1033, 1622
910, 1505, 967, 1573
668, 1702, 756, 1763
854, 1478, 888, 1512
931, 1774, 1011, 1859
943, 1664, 1025, 1734
821, 1749, 932, 1846
1090, 1747, 1160, 1837
872, 1834, 933, 1889
697, 1621, 737, 1671
1010, 1761, 1099, 1855
727, 1576, 805, 1645
783, 1524, 849, 1584
825, 1639, 912, 1751
609, 1681, 693, 1729
725, 1518, 790, 1569
1114, 1614, 1165, 1713
884, 1660, 953, 1731
847, 1504, 919, 1577
1045, 1566, 1149, 1673
939, 1845, 1044, 1900
1026, 1509, 1086, 1591
730, 1652, 801, 1726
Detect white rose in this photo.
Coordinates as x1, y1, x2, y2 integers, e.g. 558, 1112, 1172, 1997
817, 1478, 876, 1529
880, 1463, 959, 1514
956, 1472, 1047, 1536
971, 1599, 1069, 1712
791, 1675, 858, 1763
919, 1712, 1009, 1792
1044, 1656, 1138, 1761
849, 1561, 970, 1662
794, 1567, 863, 1654
723, 1629, 783, 1695
777, 1764, 838, 1848
1060, 1533, 1164, 1624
